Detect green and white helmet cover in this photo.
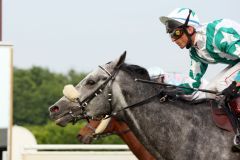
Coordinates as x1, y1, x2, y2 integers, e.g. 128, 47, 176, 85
160, 8, 200, 29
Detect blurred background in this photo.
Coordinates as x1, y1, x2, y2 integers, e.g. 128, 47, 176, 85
2, 0, 240, 146
12, 67, 122, 144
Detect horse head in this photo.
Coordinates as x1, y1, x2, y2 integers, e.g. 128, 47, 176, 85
77, 118, 112, 144
49, 51, 150, 126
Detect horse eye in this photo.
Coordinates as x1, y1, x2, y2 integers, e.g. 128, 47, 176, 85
86, 79, 96, 85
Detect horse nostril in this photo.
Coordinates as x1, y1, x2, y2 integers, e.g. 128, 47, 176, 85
50, 106, 60, 113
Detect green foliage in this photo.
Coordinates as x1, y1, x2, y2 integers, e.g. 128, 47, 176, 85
13, 66, 87, 125
14, 66, 124, 144
24, 121, 124, 144
25, 121, 85, 144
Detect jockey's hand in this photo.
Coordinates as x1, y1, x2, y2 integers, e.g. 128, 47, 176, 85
164, 87, 184, 98
221, 81, 240, 100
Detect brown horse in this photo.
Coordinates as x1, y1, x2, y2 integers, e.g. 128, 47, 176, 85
77, 117, 155, 160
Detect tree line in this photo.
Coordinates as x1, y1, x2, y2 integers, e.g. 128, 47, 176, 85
14, 66, 123, 144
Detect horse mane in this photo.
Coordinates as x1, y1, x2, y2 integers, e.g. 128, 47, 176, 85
120, 63, 150, 80
119, 63, 209, 105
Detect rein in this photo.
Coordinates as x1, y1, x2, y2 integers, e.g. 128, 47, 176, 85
68, 65, 166, 122
104, 91, 165, 119
135, 78, 219, 94
97, 66, 168, 119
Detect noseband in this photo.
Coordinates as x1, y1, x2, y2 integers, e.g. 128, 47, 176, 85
83, 121, 130, 141
69, 65, 120, 124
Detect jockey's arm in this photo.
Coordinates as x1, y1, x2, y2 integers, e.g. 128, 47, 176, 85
179, 57, 208, 94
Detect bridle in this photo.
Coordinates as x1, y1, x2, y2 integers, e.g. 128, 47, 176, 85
69, 64, 120, 124
84, 120, 130, 141
68, 64, 166, 124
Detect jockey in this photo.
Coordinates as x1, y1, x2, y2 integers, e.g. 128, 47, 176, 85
159, 7, 240, 148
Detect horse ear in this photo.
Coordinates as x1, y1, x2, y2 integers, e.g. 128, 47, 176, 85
114, 51, 126, 69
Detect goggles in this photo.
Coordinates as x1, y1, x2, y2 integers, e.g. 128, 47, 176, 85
166, 9, 192, 41
169, 28, 184, 41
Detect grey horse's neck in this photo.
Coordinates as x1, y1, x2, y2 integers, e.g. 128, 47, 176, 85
114, 79, 237, 160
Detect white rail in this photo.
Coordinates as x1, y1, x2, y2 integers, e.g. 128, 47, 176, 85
21, 144, 137, 160
23, 144, 130, 151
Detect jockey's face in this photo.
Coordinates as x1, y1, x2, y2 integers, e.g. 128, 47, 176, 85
171, 32, 188, 49
170, 26, 195, 49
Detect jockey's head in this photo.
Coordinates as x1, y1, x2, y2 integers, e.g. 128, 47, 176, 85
159, 8, 200, 49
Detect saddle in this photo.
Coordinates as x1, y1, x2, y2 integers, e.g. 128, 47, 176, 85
210, 100, 234, 132
210, 96, 240, 132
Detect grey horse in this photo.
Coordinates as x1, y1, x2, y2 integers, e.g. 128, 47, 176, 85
49, 52, 240, 160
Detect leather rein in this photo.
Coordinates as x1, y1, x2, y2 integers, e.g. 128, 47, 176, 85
68, 64, 165, 124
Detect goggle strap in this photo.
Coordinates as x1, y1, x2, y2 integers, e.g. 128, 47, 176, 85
183, 9, 192, 27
